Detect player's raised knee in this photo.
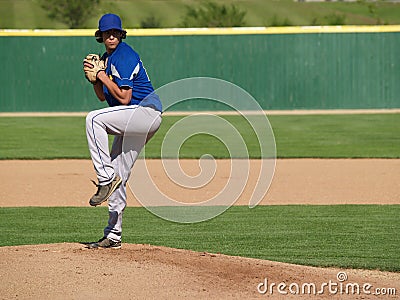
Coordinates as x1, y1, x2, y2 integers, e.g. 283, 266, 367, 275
85, 111, 96, 127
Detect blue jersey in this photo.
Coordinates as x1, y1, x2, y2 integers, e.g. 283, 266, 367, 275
101, 42, 162, 112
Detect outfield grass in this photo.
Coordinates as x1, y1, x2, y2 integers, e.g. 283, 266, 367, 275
0, 114, 399, 159
0, 117, 89, 159
0, 0, 399, 29
268, 113, 400, 158
0, 205, 398, 272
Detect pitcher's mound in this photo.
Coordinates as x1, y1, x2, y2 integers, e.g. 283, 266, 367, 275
1, 243, 398, 299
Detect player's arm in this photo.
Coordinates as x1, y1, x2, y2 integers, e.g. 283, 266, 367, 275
93, 81, 106, 102
97, 71, 132, 105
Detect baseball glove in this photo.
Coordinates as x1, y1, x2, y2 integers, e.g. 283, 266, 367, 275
83, 54, 106, 84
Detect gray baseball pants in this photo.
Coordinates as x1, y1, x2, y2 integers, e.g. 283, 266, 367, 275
86, 105, 162, 242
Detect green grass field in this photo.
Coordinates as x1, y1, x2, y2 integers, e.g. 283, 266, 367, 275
0, 113, 399, 272
0, 113, 399, 159
0, 205, 399, 272
0, 0, 399, 29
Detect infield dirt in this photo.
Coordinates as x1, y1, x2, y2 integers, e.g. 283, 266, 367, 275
1, 159, 399, 299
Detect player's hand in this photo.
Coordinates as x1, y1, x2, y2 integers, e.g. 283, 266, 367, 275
83, 54, 106, 84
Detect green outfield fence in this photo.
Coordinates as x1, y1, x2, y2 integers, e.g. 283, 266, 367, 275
1, 26, 399, 112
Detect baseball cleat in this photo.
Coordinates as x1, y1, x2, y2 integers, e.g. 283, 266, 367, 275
89, 175, 122, 206
87, 237, 121, 249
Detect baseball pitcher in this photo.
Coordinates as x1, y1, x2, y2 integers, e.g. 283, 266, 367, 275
83, 13, 162, 249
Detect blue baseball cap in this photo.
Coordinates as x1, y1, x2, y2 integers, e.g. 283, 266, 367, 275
98, 14, 123, 32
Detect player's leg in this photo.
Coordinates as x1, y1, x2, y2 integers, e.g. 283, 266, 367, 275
85, 107, 129, 206
86, 135, 126, 249
86, 107, 122, 184
102, 107, 162, 243
86, 106, 161, 183
103, 134, 140, 242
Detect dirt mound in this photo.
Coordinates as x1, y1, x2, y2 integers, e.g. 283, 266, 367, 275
1, 243, 399, 299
